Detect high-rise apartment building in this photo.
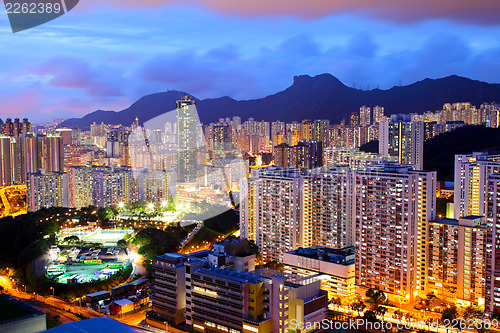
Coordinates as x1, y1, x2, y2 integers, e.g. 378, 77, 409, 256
67, 166, 93, 209
354, 164, 436, 302
373, 106, 384, 123
313, 119, 330, 146
64, 145, 82, 169
427, 216, 486, 307
273, 140, 323, 171
349, 112, 359, 128
486, 173, 500, 313
27, 169, 68, 212
211, 123, 232, 152
92, 167, 138, 207
302, 166, 355, 248
38, 135, 64, 173
379, 114, 424, 169
359, 106, 371, 127
0, 136, 13, 186
324, 147, 398, 170
176, 95, 198, 183
454, 153, 500, 219
240, 167, 303, 262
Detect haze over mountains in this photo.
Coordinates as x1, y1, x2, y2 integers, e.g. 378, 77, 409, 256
59, 74, 500, 129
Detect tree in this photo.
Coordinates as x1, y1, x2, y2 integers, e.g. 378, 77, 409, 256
351, 300, 366, 316
366, 288, 387, 307
441, 305, 459, 328
329, 297, 342, 311
373, 305, 387, 319
393, 309, 404, 322
263, 261, 284, 271
363, 310, 378, 322
463, 306, 480, 321
63, 235, 80, 244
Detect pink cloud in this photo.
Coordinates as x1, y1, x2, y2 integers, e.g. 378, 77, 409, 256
0, 86, 42, 116
83, 0, 500, 24
30, 57, 123, 97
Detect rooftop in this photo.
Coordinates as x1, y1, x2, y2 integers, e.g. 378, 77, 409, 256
0, 295, 43, 323
286, 246, 355, 265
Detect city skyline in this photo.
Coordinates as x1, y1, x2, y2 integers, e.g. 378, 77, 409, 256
2, 1, 500, 332
0, 1, 499, 121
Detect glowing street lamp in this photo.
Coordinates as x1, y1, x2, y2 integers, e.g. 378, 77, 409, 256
148, 203, 154, 210
118, 202, 124, 209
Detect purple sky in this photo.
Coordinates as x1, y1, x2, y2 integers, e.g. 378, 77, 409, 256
0, 0, 499, 122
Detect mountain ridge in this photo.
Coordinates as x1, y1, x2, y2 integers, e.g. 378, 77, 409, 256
59, 74, 500, 129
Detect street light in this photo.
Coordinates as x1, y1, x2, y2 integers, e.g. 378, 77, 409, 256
50, 287, 54, 296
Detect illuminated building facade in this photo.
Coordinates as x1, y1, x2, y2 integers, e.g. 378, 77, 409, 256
427, 216, 486, 307
176, 95, 198, 183
240, 167, 303, 262
379, 114, 424, 169
302, 166, 355, 249
354, 164, 436, 302
454, 152, 500, 219
486, 173, 500, 313
27, 169, 68, 212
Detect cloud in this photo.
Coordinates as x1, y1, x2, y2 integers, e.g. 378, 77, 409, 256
0, 86, 42, 116
83, 0, 500, 25
30, 57, 124, 97
348, 32, 377, 58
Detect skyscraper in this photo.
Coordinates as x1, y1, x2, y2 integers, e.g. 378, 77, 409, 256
176, 95, 198, 183
379, 114, 424, 169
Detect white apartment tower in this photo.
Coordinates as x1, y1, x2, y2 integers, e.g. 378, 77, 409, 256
359, 106, 371, 127
379, 114, 424, 170
373, 106, 384, 123
454, 152, 500, 219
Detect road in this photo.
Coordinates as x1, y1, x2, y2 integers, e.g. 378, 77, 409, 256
0, 185, 27, 217
116, 307, 150, 326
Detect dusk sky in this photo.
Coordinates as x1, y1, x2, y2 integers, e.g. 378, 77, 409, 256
1, 0, 500, 122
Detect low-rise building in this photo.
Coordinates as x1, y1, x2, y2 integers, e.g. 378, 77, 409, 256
283, 246, 356, 301
151, 240, 328, 333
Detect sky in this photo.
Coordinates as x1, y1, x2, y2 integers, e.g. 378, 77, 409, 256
0, 0, 499, 122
